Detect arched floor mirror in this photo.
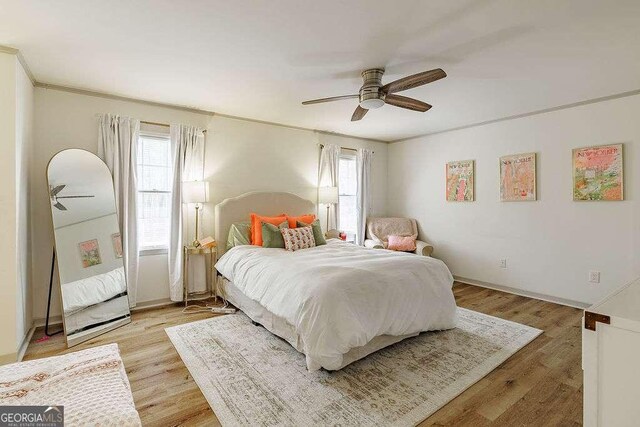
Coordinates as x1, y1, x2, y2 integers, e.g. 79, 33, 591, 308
47, 149, 131, 347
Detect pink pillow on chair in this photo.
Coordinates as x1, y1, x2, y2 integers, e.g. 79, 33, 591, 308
387, 235, 416, 252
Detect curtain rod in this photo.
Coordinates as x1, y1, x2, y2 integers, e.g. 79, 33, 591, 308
141, 120, 207, 133
318, 143, 374, 154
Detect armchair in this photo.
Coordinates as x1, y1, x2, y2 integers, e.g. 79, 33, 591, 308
364, 217, 434, 257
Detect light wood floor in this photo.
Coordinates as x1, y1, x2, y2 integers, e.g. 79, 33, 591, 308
24, 282, 584, 426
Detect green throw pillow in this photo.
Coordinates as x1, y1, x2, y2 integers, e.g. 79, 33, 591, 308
226, 222, 251, 251
297, 219, 326, 246
262, 221, 289, 248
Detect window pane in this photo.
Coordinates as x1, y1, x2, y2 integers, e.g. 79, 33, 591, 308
338, 154, 358, 240
141, 165, 171, 191
140, 137, 170, 166
339, 157, 357, 195
137, 134, 172, 249
339, 194, 357, 238
138, 192, 170, 248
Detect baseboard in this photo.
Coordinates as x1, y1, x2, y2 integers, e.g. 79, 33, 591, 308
454, 276, 590, 309
33, 296, 208, 327
33, 315, 63, 328
17, 326, 36, 362
131, 298, 178, 312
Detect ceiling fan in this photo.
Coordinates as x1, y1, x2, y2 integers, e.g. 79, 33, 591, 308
50, 185, 95, 211
302, 68, 446, 121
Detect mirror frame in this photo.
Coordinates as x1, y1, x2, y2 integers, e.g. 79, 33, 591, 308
47, 148, 131, 347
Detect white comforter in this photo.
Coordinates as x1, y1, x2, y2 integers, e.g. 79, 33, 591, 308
62, 267, 127, 314
216, 239, 457, 371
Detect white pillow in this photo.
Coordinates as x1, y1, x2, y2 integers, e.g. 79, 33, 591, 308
280, 226, 316, 251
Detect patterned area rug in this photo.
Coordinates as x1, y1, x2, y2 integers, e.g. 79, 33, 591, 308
166, 308, 541, 426
0, 343, 141, 426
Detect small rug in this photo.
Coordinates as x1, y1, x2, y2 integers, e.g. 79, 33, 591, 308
0, 343, 141, 426
166, 308, 541, 426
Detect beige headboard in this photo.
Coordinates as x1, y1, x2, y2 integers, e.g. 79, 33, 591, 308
215, 191, 316, 256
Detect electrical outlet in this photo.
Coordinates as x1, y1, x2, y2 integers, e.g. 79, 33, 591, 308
500, 259, 507, 268
588, 271, 600, 284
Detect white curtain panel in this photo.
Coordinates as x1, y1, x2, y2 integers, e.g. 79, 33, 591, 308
97, 114, 140, 308
318, 144, 341, 231
168, 124, 205, 302
356, 148, 373, 246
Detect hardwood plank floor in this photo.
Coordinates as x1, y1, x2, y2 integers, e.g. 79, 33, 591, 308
24, 282, 584, 426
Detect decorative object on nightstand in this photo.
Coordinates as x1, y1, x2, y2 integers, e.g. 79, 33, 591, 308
318, 186, 339, 232
183, 180, 209, 247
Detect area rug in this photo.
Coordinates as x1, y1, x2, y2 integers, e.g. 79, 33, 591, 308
0, 343, 141, 426
166, 308, 541, 426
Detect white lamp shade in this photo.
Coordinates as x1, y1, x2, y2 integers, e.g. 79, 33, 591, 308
182, 181, 209, 204
318, 186, 339, 204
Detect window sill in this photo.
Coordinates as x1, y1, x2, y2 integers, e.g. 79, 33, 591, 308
139, 247, 168, 257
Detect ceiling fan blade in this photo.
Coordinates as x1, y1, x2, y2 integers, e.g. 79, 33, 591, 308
302, 94, 359, 105
54, 202, 67, 211
351, 105, 368, 121
56, 195, 95, 199
381, 68, 446, 94
50, 184, 66, 196
385, 94, 432, 112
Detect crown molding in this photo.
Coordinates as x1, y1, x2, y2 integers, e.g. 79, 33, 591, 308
0, 45, 36, 86
35, 82, 388, 144
8, 44, 639, 145
391, 88, 640, 143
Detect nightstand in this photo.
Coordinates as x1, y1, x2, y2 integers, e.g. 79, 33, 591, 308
183, 244, 217, 308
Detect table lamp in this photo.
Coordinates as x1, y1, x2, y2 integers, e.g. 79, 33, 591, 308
182, 180, 209, 247
318, 186, 339, 232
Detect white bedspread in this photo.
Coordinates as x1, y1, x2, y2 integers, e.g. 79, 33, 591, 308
62, 267, 127, 314
215, 239, 457, 371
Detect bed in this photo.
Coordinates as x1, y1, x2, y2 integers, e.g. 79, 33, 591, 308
61, 267, 130, 340
214, 191, 457, 371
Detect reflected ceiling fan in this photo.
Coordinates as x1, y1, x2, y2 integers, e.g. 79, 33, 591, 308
302, 68, 446, 121
50, 185, 95, 211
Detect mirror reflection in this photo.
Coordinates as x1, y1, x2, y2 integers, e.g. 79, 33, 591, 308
48, 149, 131, 346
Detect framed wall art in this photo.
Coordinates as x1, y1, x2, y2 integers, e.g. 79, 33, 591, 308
573, 144, 623, 201
78, 239, 102, 268
446, 160, 475, 202
499, 152, 536, 201
111, 232, 123, 258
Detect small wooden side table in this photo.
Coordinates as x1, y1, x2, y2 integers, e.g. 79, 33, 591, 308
183, 244, 217, 308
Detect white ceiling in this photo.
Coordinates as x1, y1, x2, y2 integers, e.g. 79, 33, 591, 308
2, 0, 640, 141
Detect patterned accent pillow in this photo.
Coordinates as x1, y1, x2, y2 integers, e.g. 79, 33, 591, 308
280, 226, 316, 251
297, 219, 326, 246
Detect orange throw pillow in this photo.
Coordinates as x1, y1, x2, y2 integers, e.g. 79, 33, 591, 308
250, 213, 287, 246
286, 214, 316, 229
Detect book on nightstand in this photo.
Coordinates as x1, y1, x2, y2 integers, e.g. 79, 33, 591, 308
199, 236, 216, 249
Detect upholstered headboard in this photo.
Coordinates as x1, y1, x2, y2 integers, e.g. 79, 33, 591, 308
214, 191, 316, 256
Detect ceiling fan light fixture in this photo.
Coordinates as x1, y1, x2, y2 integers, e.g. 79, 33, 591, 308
301, 67, 446, 121
359, 98, 385, 109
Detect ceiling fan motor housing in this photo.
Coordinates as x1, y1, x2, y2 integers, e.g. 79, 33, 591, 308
359, 68, 385, 109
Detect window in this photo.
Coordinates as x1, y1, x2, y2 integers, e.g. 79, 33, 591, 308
137, 134, 172, 251
338, 153, 357, 242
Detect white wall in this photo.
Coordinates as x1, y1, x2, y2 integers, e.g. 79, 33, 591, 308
16, 56, 34, 353
388, 94, 640, 306
0, 52, 33, 362
32, 87, 388, 320
0, 53, 18, 361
